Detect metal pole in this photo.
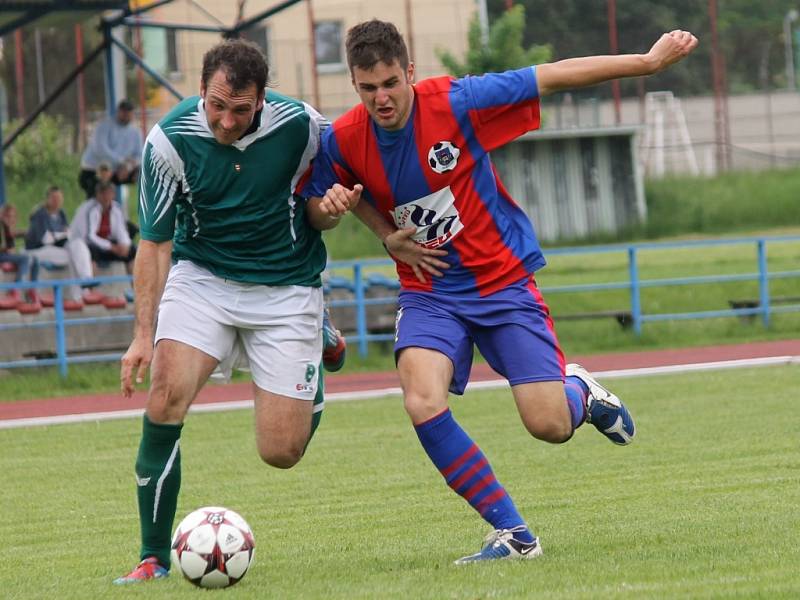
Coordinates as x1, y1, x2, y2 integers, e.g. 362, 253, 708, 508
0, 112, 6, 206
133, 17, 148, 138
103, 27, 117, 117
757, 239, 770, 328
75, 24, 87, 149
14, 29, 25, 118
628, 247, 642, 336
607, 0, 622, 124
476, 0, 489, 47
709, 0, 731, 172
785, 9, 799, 91
306, 0, 321, 109
404, 0, 416, 64
54, 285, 68, 378
34, 29, 46, 105
354, 263, 367, 357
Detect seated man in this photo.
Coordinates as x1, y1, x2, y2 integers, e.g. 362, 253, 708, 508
25, 185, 98, 310
0, 203, 40, 311
78, 99, 143, 199
71, 181, 137, 274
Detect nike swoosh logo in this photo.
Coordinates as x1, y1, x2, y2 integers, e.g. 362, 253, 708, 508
519, 543, 538, 555
136, 475, 151, 487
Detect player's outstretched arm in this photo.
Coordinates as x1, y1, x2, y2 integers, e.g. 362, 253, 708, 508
120, 239, 172, 397
352, 201, 450, 283
536, 30, 698, 96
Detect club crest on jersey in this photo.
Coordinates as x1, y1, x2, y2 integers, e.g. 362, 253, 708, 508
428, 141, 460, 174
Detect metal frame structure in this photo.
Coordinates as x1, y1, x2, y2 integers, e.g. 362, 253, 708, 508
0, 0, 307, 205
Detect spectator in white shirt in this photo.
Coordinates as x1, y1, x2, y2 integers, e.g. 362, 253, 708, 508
71, 181, 137, 273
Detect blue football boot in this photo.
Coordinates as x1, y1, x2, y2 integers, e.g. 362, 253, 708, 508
454, 526, 543, 564
567, 363, 635, 445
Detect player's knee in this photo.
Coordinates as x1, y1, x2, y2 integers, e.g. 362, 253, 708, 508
257, 444, 304, 469
522, 415, 573, 444
146, 378, 188, 423
403, 392, 447, 423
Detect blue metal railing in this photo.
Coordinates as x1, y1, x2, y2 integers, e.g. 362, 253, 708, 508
328, 235, 800, 352
1, 235, 798, 374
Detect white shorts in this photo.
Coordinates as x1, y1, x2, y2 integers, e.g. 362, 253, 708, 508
155, 260, 323, 400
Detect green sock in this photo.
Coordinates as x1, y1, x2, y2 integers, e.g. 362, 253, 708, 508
305, 366, 324, 451
135, 415, 183, 568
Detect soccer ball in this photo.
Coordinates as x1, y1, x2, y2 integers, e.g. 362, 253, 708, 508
170, 506, 255, 589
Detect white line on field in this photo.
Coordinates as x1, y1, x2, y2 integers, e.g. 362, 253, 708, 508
1, 355, 797, 430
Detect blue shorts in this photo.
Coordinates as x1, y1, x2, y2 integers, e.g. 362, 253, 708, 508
395, 276, 565, 395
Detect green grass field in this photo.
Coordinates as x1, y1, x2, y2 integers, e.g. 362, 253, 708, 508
2, 365, 798, 599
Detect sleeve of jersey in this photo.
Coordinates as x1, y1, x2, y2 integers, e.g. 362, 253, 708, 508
293, 103, 331, 198
297, 127, 359, 199
138, 132, 179, 243
458, 66, 541, 153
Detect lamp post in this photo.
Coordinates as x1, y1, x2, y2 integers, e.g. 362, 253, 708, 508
785, 8, 799, 91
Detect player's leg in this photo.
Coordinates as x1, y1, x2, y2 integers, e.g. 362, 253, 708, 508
397, 294, 539, 563
253, 386, 314, 468
477, 277, 633, 444
116, 261, 236, 584
114, 340, 220, 584
237, 282, 323, 465
322, 305, 346, 372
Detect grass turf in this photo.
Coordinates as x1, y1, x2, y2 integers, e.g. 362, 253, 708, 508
1, 365, 798, 598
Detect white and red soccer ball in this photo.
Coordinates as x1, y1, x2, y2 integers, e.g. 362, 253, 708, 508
171, 506, 255, 589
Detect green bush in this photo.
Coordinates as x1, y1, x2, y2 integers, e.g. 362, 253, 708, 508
644, 169, 800, 237
3, 114, 83, 218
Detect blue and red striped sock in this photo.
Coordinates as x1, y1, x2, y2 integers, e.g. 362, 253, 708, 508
414, 408, 534, 543
564, 376, 589, 431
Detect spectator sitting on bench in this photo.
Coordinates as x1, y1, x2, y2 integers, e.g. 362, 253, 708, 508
71, 181, 137, 275
24, 185, 101, 310
0, 203, 41, 311
78, 99, 143, 199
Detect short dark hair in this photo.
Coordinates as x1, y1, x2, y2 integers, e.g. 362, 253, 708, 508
46, 185, 61, 197
201, 39, 269, 94
117, 99, 134, 111
345, 20, 409, 72
95, 181, 115, 195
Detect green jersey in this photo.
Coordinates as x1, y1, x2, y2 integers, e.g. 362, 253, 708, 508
138, 91, 328, 286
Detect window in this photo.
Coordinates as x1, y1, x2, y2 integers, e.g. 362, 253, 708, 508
314, 21, 343, 72
165, 29, 179, 74
241, 25, 273, 78
140, 25, 179, 77
242, 25, 269, 60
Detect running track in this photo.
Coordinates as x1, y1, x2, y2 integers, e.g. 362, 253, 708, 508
2, 339, 798, 429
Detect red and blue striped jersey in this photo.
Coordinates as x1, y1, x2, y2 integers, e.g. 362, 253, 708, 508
305, 66, 545, 296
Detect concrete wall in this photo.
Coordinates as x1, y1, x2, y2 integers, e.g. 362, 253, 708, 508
544, 89, 800, 174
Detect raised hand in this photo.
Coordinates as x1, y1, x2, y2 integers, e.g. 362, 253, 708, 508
647, 30, 698, 72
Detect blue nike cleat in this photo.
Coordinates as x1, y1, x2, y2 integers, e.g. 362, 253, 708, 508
567, 363, 636, 445
113, 557, 169, 585
322, 306, 346, 372
454, 526, 543, 564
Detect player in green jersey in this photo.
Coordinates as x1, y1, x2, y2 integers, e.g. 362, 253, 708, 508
115, 39, 349, 584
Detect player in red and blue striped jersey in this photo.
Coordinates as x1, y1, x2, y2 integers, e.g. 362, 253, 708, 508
304, 19, 697, 563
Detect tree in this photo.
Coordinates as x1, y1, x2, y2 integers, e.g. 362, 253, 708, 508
436, 5, 551, 77
485, 0, 799, 96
